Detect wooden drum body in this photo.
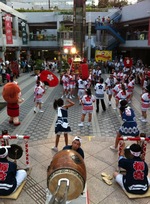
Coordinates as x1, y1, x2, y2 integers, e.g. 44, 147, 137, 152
47, 150, 86, 201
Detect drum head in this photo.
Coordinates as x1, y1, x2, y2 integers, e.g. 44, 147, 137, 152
47, 150, 86, 201
8, 144, 23, 159
47, 168, 84, 200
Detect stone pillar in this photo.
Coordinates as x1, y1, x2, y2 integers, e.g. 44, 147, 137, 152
16, 50, 20, 61
88, 21, 91, 61
13, 16, 19, 38
27, 50, 31, 62
26, 23, 29, 43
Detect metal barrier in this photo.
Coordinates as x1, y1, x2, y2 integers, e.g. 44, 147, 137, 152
118, 136, 150, 160
0, 134, 30, 167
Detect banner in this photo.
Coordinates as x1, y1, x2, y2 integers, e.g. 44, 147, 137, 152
124, 57, 133, 68
148, 18, 150, 46
4, 14, 13, 44
21, 21, 28, 45
95, 50, 112, 62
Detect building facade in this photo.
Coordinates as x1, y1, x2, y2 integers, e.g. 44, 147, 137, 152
0, 0, 150, 64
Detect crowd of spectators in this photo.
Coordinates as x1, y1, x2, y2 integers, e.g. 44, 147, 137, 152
96, 15, 114, 26
126, 29, 148, 41
89, 58, 150, 88
0, 58, 59, 86
0, 60, 19, 86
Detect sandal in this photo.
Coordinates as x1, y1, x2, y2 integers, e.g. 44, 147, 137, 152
102, 177, 112, 185
101, 172, 113, 180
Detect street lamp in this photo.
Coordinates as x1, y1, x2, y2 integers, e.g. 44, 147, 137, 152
70, 47, 81, 62
70, 47, 76, 54
64, 48, 69, 54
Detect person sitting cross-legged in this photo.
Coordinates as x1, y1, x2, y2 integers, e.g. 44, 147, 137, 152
0, 146, 27, 196
113, 143, 150, 195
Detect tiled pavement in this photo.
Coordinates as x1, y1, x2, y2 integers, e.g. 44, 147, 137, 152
0, 72, 150, 204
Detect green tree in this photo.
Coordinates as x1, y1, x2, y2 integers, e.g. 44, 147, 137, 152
98, 0, 128, 8
98, 0, 109, 8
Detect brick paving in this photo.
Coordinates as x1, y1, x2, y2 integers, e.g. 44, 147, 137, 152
0, 72, 150, 204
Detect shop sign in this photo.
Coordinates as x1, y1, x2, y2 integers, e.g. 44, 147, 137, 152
95, 50, 112, 62
63, 40, 73, 46
21, 21, 28, 45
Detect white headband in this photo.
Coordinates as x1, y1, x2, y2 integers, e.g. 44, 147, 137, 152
0, 147, 8, 158
73, 136, 82, 144
130, 150, 141, 157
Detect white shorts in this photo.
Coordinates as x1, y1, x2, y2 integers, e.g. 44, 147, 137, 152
35, 98, 43, 103
63, 85, 70, 90
82, 109, 93, 114
115, 174, 150, 190
141, 107, 148, 112
115, 174, 125, 190
78, 89, 85, 99
14, 170, 27, 192
106, 89, 113, 95
70, 84, 76, 89
141, 103, 150, 112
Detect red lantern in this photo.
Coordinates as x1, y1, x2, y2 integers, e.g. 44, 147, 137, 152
80, 63, 89, 80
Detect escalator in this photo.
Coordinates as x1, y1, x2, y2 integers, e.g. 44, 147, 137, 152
95, 9, 125, 49
107, 37, 119, 50
97, 25, 125, 44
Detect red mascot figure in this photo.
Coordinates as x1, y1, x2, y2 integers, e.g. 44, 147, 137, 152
2, 82, 24, 126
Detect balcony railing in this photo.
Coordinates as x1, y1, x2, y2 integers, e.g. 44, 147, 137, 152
29, 34, 57, 41
125, 31, 148, 41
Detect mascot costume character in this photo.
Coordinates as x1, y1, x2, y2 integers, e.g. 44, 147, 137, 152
2, 82, 24, 126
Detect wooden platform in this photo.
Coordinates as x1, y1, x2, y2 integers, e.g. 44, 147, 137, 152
124, 188, 150, 199
0, 168, 32, 200
0, 180, 26, 200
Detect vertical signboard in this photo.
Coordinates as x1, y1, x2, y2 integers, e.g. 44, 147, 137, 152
21, 21, 28, 45
4, 14, 13, 44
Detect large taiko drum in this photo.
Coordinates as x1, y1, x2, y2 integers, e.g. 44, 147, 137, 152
47, 149, 86, 201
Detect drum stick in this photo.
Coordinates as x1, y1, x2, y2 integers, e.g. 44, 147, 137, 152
14, 149, 18, 164
118, 137, 150, 141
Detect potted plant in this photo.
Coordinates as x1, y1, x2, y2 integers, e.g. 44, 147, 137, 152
34, 59, 44, 75
59, 59, 70, 84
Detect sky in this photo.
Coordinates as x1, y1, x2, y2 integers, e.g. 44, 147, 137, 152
128, 0, 137, 4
